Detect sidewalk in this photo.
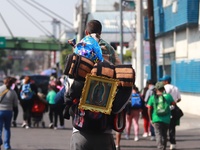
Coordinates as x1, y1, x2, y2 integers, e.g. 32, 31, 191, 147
176, 113, 200, 131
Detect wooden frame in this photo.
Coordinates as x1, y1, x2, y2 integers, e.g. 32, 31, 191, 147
79, 74, 119, 115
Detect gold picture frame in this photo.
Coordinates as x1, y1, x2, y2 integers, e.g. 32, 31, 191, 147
78, 74, 119, 115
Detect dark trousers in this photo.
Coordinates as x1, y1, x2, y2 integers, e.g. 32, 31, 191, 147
169, 118, 176, 144
154, 122, 169, 150
49, 104, 58, 127
57, 104, 65, 126
70, 131, 116, 150
13, 106, 18, 121
21, 100, 33, 126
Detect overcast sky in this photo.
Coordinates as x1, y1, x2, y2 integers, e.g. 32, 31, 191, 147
0, 0, 78, 38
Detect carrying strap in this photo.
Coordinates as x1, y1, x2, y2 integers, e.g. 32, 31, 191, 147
0, 89, 9, 103
93, 61, 115, 78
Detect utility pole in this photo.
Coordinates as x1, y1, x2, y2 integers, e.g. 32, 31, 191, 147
78, 0, 84, 42
147, 0, 157, 83
51, 18, 61, 68
119, 0, 124, 63
136, 0, 144, 90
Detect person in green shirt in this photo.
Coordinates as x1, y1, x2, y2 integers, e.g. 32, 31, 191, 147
147, 82, 176, 150
46, 84, 57, 129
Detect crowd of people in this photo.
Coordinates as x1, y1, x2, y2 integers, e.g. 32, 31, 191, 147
0, 19, 182, 150
115, 76, 182, 150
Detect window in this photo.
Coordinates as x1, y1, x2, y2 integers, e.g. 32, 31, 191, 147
163, 0, 173, 7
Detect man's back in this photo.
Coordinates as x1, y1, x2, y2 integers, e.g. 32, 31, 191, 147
164, 84, 181, 102
99, 39, 121, 65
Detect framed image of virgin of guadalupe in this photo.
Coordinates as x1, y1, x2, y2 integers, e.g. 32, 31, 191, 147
78, 74, 119, 115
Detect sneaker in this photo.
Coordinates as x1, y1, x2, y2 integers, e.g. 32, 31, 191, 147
170, 144, 176, 150
142, 132, 148, 137
134, 136, 139, 141
116, 145, 121, 150
148, 132, 151, 136
150, 136, 155, 141
125, 134, 130, 140
57, 125, 65, 129
49, 123, 53, 128
21, 122, 26, 128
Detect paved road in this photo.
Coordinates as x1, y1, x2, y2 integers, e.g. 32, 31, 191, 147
4, 108, 200, 150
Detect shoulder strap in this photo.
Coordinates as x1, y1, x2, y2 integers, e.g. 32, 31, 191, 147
0, 89, 9, 103
162, 94, 167, 101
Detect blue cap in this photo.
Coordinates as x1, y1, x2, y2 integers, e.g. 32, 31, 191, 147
159, 75, 171, 83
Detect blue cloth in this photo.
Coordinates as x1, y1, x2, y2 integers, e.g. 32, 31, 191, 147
74, 36, 104, 62
0, 110, 12, 149
55, 87, 65, 104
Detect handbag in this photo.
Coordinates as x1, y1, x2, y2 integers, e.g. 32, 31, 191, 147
171, 105, 184, 120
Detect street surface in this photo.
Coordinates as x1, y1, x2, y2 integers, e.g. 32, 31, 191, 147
5, 107, 200, 150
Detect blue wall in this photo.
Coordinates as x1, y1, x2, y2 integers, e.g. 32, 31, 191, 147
145, 60, 200, 93
171, 60, 200, 93
144, 0, 200, 39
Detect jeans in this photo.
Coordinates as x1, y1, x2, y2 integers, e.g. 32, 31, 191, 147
154, 122, 169, 150
150, 123, 155, 136
0, 110, 12, 149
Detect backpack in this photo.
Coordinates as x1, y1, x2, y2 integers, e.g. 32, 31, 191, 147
154, 94, 170, 116
20, 84, 34, 100
64, 61, 133, 133
131, 93, 142, 108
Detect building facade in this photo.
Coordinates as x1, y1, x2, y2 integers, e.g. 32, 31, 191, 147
144, 0, 200, 115
74, 0, 200, 115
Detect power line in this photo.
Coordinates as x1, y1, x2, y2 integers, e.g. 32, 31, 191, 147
0, 12, 14, 38
23, 0, 75, 30
31, 0, 73, 26
7, 0, 53, 38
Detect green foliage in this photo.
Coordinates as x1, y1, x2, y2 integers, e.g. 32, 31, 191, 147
123, 49, 132, 62
12, 61, 21, 75
60, 46, 73, 70
0, 50, 6, 66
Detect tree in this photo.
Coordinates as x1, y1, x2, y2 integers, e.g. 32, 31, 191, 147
0, 50, 6, 69
123, 49, 132, 63
60, 46, 73, 70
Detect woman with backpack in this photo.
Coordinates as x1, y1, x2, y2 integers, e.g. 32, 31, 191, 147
125, 85, 143, 141
147, 82, 176, 150
19, 76, 37, 129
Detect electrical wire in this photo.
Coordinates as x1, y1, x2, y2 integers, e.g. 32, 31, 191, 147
0, 12, 14, 38
7, 0, 53, 38
31, 0, 73, 26
23, 0, 75, 31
